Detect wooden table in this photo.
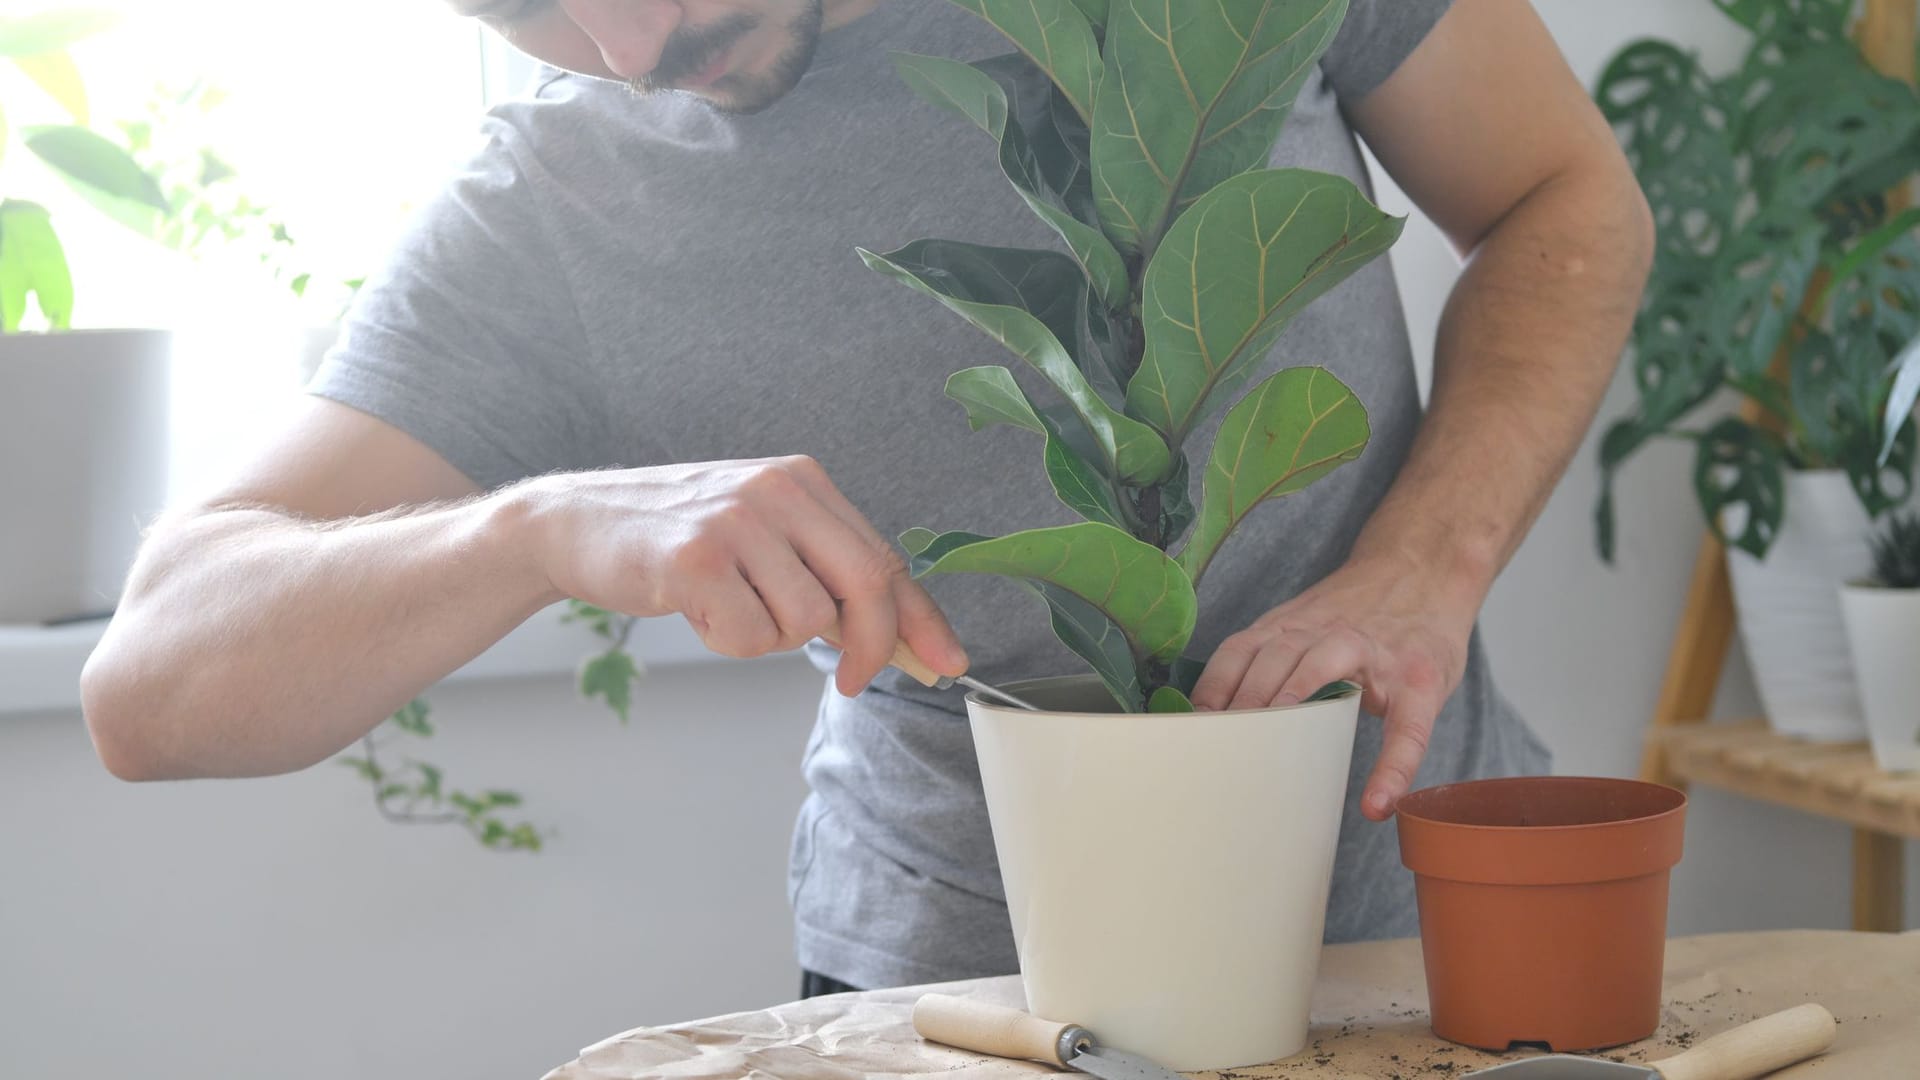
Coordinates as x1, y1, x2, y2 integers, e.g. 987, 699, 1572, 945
544, 930, 1919, 1078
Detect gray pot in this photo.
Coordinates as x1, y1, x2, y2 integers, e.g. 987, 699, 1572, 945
0, 329, 171, 624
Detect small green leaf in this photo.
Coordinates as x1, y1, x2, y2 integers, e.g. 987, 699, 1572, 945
859, 239, 1171, 482
1693, 418, 1786, 558
945, 365, 1045, 434
377, 782, 409, 801
387, 698, 433, 737
337, 756, 377, 782
415, 763, 443, 800
900, 527, 940, 556
1146, 686, 1193, 713
1178, 367, 1370, 583
1126, 170, 1401, 444
908, 523, 1197, 665
1304, 679, 1360, 703
485, 790, 523, 808
0, 201, 72, 331
1090, 0, 1348, 256
23, 125, 167, 236
579, 649, 640, 724
943, 0, 1102, 125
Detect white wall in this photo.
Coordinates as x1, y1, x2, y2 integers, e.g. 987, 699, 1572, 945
3, 4, 1915, 1079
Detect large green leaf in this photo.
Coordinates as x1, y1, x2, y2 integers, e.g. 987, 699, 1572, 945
23, 125, 168, 236
1089, 0, 1347, 257
12, 50, 87, 123
945, 366, 1130, 528
902, 523, 1197, 664
889, 51, 1127, 309
943, 0, 1102, 125
0, 200, 73, 331
1745, 55, 1919, 210
1025, 580, 1143, 710
1693, 417, 1786, 559
860, 239, 1171, 482
1709, 0, 1850, 35
1065, 0, 1108, 37
1146, 686, 1193, 712
0, 9, 117, 57
1125, 169, 1400, 443
1177, 366, 1368, 582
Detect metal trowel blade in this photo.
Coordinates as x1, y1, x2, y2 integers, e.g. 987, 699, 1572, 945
1468, 1055, 1658, 1079
1066, 1046, 1187, 1080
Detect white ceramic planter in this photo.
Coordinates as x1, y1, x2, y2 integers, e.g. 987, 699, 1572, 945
0, 329, 171, 624
1725, 469, 1872, 741
967, 675, 1360, 1071
1838, 584, 1920, 772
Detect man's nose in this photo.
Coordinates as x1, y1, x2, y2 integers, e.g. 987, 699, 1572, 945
564, 0, 683, 81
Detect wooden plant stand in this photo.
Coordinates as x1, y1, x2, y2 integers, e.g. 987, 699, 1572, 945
1637, 0, 1917, 933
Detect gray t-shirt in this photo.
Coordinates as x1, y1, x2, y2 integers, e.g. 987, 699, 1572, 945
314, 0, 1549, 989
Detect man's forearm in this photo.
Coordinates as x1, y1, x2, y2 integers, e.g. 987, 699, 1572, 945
1349, 160, 1654, 597
82, 489, 560, 781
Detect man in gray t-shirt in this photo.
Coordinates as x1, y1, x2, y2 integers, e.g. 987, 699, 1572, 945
84, 0, 1652, 994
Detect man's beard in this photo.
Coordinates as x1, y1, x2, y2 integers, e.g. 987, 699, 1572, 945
631, 1, 825, 116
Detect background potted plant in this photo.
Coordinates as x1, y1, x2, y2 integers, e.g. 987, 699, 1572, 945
1592, 0, 1920, 741
860, 0, 1397, 1068
0, 7, 174, 625
1839, 507, 1920, 772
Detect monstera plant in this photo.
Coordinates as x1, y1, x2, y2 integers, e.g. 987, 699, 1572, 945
1592, 0, 1920, 561
861, 0, 1401, 712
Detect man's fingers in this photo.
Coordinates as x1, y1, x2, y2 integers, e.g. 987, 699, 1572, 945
1190, 636, 1258, 711
1225, 643, 1305, 711
684, 566, 782, 658
1274, 631, 1369, 706
892, 576, 967, 677
736, 532, 840, 652
1362, 693, 1439, 821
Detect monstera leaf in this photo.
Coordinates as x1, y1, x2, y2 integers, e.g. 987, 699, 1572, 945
1125, 169, 1400, 443
1710, 207, 1825, 381
1178, 367, 1368, 582
945, 0, 1102, 124
902, 523, 1197, 666
1089, 0, 1347, 258
890, 52, 1129, 309
1694, 418, 1786, 558
1595, 40, 1738, 265
860, 239, 1171, 483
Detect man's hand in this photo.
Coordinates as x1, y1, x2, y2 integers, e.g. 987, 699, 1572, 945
526, 455, 968, 697
1189, 550, 1479, 823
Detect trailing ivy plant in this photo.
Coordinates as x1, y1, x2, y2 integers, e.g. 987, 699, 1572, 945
1592, 0, 1920, 562
863, 0, 1400, 712
337, 601, 642, 851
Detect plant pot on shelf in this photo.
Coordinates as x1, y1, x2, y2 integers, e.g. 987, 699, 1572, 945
966, 675, 1360, 1072
1725, 468, 1873, 741
1838, 582, 1920, 772
0, 329, 171, 624
1396, 776, 1686, 1053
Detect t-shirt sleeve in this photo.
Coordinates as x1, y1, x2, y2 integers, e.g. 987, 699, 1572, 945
1318, 0, 1453, 105
309, 107, 606, 491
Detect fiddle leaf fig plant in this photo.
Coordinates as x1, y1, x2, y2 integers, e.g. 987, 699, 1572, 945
1592, 0, 1920, 561
867, 0, 1401, 712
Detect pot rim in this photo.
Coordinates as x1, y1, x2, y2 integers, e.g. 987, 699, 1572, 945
1395, 775, 1687, 833
964, 672, 1362, 718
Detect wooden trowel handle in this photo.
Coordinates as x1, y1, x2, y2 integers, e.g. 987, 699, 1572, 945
820, 616, 946, 687
1652, 1003, 1836, 1080
913, 993, 1082, 1067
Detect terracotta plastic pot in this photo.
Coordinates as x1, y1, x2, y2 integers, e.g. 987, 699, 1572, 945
1396, 776, 1687, 1052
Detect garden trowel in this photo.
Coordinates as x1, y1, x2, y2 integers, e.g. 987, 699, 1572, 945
1465, 1003, 1836, 1080
821, 618, 1041, 710
912, 993, 1183, 1080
